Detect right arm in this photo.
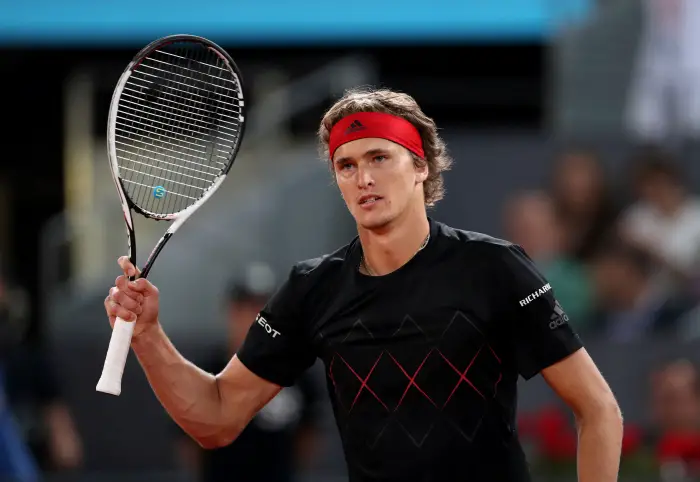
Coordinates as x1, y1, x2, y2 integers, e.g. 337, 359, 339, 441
105, 257, 282, 448
132, 326, 281, 448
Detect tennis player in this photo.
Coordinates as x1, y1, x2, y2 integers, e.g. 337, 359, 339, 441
105, 87, 623, 482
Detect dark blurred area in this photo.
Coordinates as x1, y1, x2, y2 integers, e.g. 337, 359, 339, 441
3, 0, 700, 481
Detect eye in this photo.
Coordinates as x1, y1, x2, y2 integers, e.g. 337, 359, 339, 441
338, 162, 354, 171
373, 155, 387, 162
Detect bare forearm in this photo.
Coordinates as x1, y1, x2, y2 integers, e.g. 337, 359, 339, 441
576, 406, 623, 482
131, 323, 229, 446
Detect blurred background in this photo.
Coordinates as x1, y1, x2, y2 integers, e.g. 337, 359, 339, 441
3, 0, 700, 481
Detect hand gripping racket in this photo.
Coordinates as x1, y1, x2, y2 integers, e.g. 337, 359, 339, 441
96, 34, 246, 396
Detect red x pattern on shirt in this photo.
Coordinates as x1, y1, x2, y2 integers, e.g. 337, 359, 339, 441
326, 311, 502, 448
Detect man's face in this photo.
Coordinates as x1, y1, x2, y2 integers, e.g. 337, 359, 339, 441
332, 138, 428, 230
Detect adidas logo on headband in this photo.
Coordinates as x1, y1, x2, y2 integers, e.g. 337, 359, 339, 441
344, 120, 366, 135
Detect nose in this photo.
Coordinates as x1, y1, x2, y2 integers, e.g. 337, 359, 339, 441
357, 164, 375, 189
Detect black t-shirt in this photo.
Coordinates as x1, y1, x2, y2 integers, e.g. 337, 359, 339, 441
238, 218, 583, 482
178, 349, 321, 482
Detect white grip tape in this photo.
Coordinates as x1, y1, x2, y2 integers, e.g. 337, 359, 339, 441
96, 317, 135, 396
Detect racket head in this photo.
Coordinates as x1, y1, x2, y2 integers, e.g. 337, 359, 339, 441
107, 34, 246, 222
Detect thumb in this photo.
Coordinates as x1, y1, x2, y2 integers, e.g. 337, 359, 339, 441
129, 278, 157, 296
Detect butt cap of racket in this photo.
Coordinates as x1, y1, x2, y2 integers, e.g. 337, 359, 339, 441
96, 317, 136, 396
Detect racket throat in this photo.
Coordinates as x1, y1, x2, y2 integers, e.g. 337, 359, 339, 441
140, 232, 173, 278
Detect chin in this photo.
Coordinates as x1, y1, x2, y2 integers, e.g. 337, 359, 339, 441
356, 211, 395, 230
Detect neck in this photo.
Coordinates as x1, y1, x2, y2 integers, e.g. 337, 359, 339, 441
358, 204, 430, 276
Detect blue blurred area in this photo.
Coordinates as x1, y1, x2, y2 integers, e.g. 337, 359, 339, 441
0, 0, 592, 46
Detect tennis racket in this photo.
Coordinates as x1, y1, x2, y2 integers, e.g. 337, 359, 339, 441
96, 34, 246, 396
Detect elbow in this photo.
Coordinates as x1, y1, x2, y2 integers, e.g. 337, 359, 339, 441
194, 377, 245, 450
196, 437, 231, 450
576, 395, 623, 429
194, 428, 241, 450
602, 397, 623, 425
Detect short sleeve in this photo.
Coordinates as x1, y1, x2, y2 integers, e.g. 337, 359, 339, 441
236, 265, 317, 387
495, 244, 583, 380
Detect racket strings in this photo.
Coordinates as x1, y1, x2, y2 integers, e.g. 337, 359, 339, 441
162, 44, 233, 209
115, 40, 243, 216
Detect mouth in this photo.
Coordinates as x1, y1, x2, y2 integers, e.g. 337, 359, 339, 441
358, 195, 383, 206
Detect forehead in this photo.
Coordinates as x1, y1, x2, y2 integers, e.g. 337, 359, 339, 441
332, 137, 400, 161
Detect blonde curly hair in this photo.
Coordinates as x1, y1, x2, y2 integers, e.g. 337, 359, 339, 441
318, 87, 453, 206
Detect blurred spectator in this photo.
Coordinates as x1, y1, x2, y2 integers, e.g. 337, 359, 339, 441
549, 148, 621, 263
0, 272, 40, 481
0, 270, 30, 356
0, 269, 84, 474
619, 147, 700, 296
626, 0, 700, 144
649, 359, 700, 480
503, 190, 594, 331
175, 262, 322, 482
4, 344, 84, 473
588, 238, 692, 340
0, 375, 39, 482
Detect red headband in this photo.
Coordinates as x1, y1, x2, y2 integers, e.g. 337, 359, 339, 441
328, 112, 425, 160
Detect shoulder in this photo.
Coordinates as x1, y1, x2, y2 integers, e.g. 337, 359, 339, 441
433, 219, 519, 261
290, 243, 353, 276
432, 219, 542, 283
277, 239, 357, 303
289, 240, 354, 283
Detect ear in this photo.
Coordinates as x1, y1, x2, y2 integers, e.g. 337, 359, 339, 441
415, 160, 429, 184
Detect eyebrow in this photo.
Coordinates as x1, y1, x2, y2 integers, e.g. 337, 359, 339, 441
335, 148, 388, 165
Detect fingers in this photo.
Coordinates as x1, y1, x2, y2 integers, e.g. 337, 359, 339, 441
104, 295, 138, 322
105, 257, 155, 325
115, 275, 143, 299
129, 278, 158, 296
109, 287, 143, 315
114, 256, 156, 295
118, 256, 141, 278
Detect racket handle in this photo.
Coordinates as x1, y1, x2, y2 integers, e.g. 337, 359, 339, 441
96, 317, 135, 396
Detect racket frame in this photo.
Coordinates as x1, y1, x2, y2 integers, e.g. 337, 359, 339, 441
96, 34, 245, 395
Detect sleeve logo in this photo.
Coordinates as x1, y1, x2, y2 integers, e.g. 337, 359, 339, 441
549, 301, 569, 330
519, 283, 551, 307
256, 313, 281, 338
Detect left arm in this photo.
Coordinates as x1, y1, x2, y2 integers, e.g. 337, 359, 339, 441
492, 243, 622, 482
541, 348, 623, 482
